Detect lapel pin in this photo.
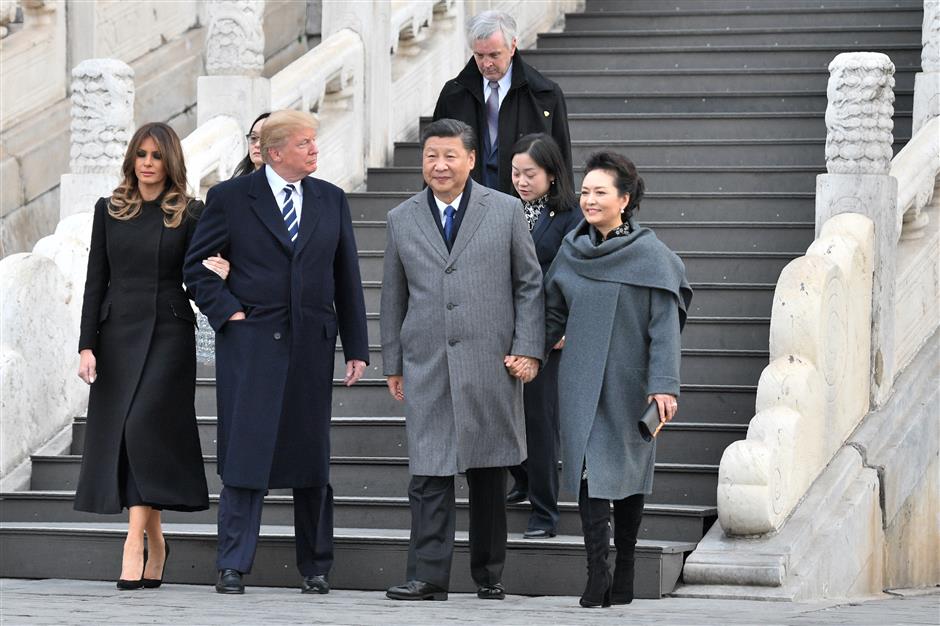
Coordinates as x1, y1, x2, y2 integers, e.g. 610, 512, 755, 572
549, 211, 555, 217
543, 110, 550, 117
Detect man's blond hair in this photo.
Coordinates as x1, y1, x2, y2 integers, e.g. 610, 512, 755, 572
260, 110, 319, 165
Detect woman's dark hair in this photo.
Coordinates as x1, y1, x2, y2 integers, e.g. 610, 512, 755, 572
509, 133, 575, 213
232, 112, 271, 178
583, 151, 645, 220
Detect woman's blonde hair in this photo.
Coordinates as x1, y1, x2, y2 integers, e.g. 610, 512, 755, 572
109, 122, 191, 228
260, 110, 319, 165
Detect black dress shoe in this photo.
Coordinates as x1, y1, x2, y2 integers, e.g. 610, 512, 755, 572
301, 574, 330, 594
116, 547, 147, 590
523, 528, 557, 539
215, 569, 245, 594
386, 580, 448, 601
142, 540, 170, 589
477, 582, 505, 600
506, 489, 528, 504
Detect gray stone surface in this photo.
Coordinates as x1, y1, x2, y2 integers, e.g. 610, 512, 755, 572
0, 579, 936, 625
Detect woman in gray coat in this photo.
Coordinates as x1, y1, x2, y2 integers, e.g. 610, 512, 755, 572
542, 152, 692, 608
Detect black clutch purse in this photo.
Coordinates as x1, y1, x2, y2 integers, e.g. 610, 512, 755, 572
637, 401, 665, 442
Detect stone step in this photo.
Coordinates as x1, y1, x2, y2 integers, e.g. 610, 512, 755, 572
27, 456, 720, 506
71, 416, 744, 467
418, 112, 914, 141
352, 220, 813, 254
365, 165, 825, 193
541, 66, 919, 92
584, 0, 922, 9
566, 5, 923, 31
393, 137, 911, 167
0, 492, 717, 544
347, 191, 816, 222
308, 380, 757, 424
0, 522, 694, 598
537, 26, 921, 48
520, 44, 922, 71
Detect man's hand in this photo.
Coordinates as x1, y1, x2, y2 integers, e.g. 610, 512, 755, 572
387, 375, 404, 401
504, 355, 539, 384
552, 336, 566, 350
228, 311, 246, 322
78, 349, 97, 384
345, 359, 367, 386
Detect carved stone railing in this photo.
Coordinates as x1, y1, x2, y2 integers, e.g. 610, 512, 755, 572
180, 115, 246, 199
892, 117, 940, 239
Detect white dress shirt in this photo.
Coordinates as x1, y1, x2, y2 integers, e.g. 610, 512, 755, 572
433, 193, 463, 229
482, 63, 513, 110
265, 165, 304, 225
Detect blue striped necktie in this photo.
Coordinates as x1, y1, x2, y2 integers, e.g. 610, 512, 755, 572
443, 205, 456, 244
282, 183, 299, 243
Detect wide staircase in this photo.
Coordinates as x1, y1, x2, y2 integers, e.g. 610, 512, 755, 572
0, 0, 923, 598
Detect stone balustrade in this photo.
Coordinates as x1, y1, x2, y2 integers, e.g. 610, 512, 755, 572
180, 115, 246, 199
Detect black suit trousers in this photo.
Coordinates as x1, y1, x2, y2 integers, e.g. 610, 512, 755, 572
406, 467, 506, 589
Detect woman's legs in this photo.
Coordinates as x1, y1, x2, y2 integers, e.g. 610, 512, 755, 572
611, 493, 644, 604
121, 506, 150, 580
577, 479, 611, 608
143, 509, 166, 579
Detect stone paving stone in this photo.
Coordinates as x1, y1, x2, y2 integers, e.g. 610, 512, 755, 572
1, 579, 938, 625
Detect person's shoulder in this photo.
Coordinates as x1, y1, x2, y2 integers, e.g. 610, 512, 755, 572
306, 176, 343, 197
516, 54, 563, 94
387, 191, 424, 222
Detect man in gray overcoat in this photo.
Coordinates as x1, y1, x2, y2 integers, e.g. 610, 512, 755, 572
381, 118, 544, 601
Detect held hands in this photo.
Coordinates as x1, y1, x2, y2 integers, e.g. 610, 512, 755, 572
387, 375, 404, 402
504, 355, 539, 384
228, 311, 246, 322
345, 359, 367, 387
648, 393, 678, 425
78, 349, 97, 384
203, 254, 230, 280
552, 336, 566, 350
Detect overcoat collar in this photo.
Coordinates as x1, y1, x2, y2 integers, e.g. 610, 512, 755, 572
248, 166, 322, 256
410, 180, 490, 264
294, 176, 322, 256
529, 202, 553, 244
454, 50, 548, 104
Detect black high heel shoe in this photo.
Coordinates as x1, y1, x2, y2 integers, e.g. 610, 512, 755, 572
142, 540, 170, 589
116, 547, 148, 590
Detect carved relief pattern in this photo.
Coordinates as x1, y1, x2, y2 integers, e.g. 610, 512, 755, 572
205, 0, 265, 76
69, 59, 135, 175
0, 1, 19, 38
923, 0, 940, 73
825, 53, 896, 175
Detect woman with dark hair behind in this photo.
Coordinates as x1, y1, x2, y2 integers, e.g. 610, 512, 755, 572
505, 133, 580, 539
75, 122, 229, 589
232, 112, 270, 178
540, 152, 692, 607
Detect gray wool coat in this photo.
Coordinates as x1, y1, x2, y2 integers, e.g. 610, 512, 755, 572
544, 219, 692, 500
380, 182, 545, 476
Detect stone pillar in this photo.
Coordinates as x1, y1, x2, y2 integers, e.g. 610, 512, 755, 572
913, 0, 940, 134
197, 0, 270, 130
58, 58, 134, 220
815, 52, 898, 407
322, 0, 391, 167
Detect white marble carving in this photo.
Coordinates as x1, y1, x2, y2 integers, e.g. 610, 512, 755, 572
180, 115, 245, 198
0, 0, 19, 38
914, 0, 940, 134
825, 53, 895, 175
205, 0, 265, 77
68, 58, 134, 175
718, 213, 874, 536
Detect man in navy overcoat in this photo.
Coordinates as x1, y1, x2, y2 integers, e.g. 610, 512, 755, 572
183, 110, 369, 594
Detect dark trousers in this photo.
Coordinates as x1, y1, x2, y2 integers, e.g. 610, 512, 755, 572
508, 350, 561, 531
406, 467, 506, 590
216, 483, 333, 577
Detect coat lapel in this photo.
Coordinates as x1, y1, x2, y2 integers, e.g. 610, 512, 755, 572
447, 185, 488, 262
411, 194, 449, 263
530, 206, 553, 245
293, 176, 321, 256
249, 167, 293, 255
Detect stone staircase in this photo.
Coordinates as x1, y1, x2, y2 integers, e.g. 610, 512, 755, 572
0, 0, 923, 599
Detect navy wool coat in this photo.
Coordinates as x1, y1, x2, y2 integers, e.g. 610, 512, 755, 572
183, 167, 369, 489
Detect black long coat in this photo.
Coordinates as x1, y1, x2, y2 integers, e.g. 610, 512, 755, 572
75, 197, 209, 514
183, 168, 369, 490
432, 51, 573, 195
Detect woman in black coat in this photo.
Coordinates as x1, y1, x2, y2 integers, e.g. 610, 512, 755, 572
505, 133, 580, 538
75, 122, 229, 589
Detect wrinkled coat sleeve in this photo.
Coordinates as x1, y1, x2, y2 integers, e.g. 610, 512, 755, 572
646, 288, 682, 397
333, 191, 370, 364
380, 213, 407, 376
182, 186, 243, 331
78, 198, 110, 352
509, 204, 545, 360
543, 257, 569, 362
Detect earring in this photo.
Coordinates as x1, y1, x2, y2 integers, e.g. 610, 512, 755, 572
620, 207, 626, 214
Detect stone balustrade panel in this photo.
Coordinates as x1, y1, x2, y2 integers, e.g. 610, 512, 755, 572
719, 214, 875, 536
180, 115, 245, 199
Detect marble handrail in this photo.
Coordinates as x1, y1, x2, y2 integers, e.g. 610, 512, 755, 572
180, 115, 244, 198
270, 28, 363, 113
891, 116, 940, 240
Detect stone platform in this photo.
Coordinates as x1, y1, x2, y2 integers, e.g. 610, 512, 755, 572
0, 579, 937, 625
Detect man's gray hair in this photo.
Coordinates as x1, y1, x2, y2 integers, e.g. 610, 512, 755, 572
466, 10, 517, 48
420, 118, 476, 153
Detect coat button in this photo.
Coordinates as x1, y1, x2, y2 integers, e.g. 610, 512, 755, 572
273, 332, 282, 340
448, 339, 459, 346
445, 266, 455, 274
446, 303, 455, 310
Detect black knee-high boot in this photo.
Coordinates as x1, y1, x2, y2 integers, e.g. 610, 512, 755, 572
611, 493, 644, 605
578, 479, 611, 608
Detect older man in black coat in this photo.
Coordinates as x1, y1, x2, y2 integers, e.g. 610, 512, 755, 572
183, 110, 369, 595
432, 10, 572, 195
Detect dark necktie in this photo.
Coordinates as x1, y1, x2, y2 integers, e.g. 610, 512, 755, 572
282, 184, 299, 243
486, 81, 499, 147
443, 205, 456, 244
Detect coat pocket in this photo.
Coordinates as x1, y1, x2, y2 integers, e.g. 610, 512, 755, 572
323, 318, 338, 340
169, 301, 197, 325
98, 301, 112, 323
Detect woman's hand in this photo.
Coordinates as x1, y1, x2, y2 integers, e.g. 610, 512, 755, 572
203, 254, 230, 280
552, 336, 566, 350
648, 393, 677, 424
78, 349, 97, 384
